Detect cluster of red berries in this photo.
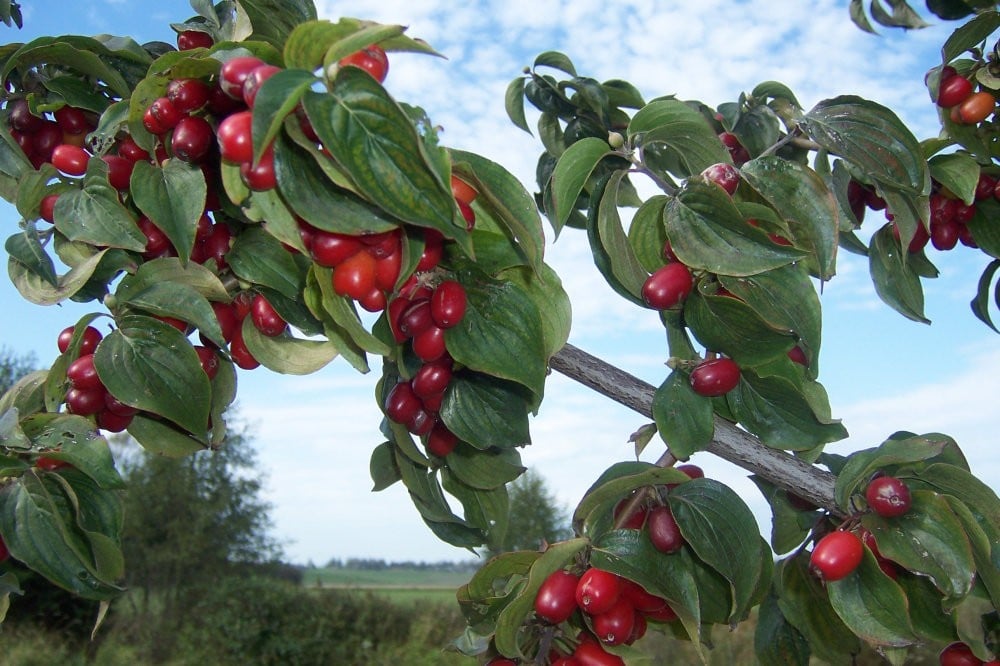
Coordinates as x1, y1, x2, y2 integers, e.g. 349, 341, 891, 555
935, 66, 997, 126
382, 275, 469, 457
613, 463, 703, 554
5, 99, 98, 171
809, 474, 912, 583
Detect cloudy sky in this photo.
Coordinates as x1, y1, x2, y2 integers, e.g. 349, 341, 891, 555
3, 1, 999, 564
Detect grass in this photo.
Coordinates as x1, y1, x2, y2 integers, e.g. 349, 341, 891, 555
302, 566, 472, 589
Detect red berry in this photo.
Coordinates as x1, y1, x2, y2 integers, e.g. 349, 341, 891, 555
147, 96, 183, 132
65, 386, 107, 416
939, 642, 985, 666
171, 115, 214, 163
675, 463, 704, 479
216, 110, 254, 164
194, 345, 220, 380
166, 77, 211, 114
450, 175, 478, 206
957, 91, 996, 124
641, 263, 693, 310
412, 324, 446, 362
865, 475, 912, 518
534, 569, 580, 624
102, 155, 135, 190
385, 381, 422, 425
332, 251, 378, 300
229, 325, 260, 370
575, 568, 622, 616
51, 144, 90, 176
66, 354, 102, 390
425, 423, 458, 457
591, 597, 636, 646
39, 193, 59, 223
58, 325, 102, 355
338, 45, 389, 83
240, 142, 276, 190
220, 56, 265, 99
572, 638, 625, 666
937, 75, 973, 108
54, 106, 90, 135
430, 281, 467, 328
312, 231, 363, 267
647, 505, 685, 554
250, 294, 287, 337
96, 409, 133, 433
700, 162, 740, 195
176, 29, 213, 50
689, 357, 740, 397
411, 360, 452, 398
810, 531, 864, 582
242, 64, 282, 108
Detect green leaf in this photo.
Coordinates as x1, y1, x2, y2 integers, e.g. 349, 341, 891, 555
125, 414, 206, 457
590, 530, 705, 662
94, 315, 210, 435
895, 572, 957, 643
971, 260, 1000, 332
227, 226, 304, 299
652, 370, 715, 460
740, 157, 840, 279
129, 160, 206, 263
504, 76, 530, 134
308, 265, 388, 357
718, 263, 822, 376
493, 538, 588, 659
834, 434, 948, 510
590, 169, 649, 302
250, 67, 316, 162
755, 593, 811, 666
5, 230, 57, 287
800, 96, 928, 193
0, 471, 124, 600
272, 131, 397, 234
727, 369, 848, 451
444, 271, 546, 398
302, 70, 467, 248
369, 441, 401, 491
862, 491, 976, 600
928, 153, 980, 204
685, 289, 796, 367
239, 316, 338, 375
868, 224, 929, 324
777, 555, 861, 665
669, 478, 764, 622
1, 37, 133, 97
237, 0, 316, 50
548, 136, 609, 234
665, 179, 805, 276
53, 182, 145, 252
627, 195, 669, 273
8, 248, 111, 306
498, 264, 571, 361
450, 149, 546, 273
942, 10, 1000, 63
117, 281, 224, 347
533, 51, 577, 76
441, 469, 509, 552
440, 372, 531, 450
628, 99, 730, 178
826, 549, 918, 647
446, 446, 525, 491
23, 426, 123, 490
572, 462, 691, 536
750, 476, 817, 556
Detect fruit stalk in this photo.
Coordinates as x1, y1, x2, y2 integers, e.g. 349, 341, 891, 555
549, 343, 838, 512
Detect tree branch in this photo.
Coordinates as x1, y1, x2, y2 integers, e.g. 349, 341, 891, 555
549, 343, 838, 513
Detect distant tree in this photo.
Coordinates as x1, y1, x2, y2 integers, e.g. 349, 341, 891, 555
489, 468, 572, 556
114, 422, 280, 660
0, 346, 36, 393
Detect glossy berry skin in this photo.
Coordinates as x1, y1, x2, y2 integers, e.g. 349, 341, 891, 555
865, 475, 912, 518
572, 638, 626, 666
385, 381, 422, 425
641, 263, 693, 310
220, 56, 265, 99
575, 568, 622, 616
939, 642, 985, 666
425, 424, 458, 457
51, 144, 90, 176
250, 294, 287, 337
66, 354, 102, 390
242, 64, 283, 107
701, 162, 740, 195
338, 45, 389, 83
216, 110, 254, 164
166, 77, 211, 114
689, 357, 740, 397
332, 251, 377, 300
591, 597, 636, 646
171, 115, 214, 163
937, 75, 973, 108
431, 281, 467, 328
450, 175, 478, 205
229, 326, 260, 370
647, 505, 685, 554
311, 231, 363, 267
810, 531, 864, 582
534, 569, 580, 624
65, 386, 106, 416
177, 29, 213, 50
58, 325, 102, 355
194, 345, 220, 380
957, 91, 996, 124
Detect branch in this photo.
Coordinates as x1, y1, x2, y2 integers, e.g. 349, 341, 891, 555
549, 343, 838, 513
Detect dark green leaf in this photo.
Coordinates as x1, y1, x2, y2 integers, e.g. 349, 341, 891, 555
651, 370, 714, 460
971, 259, 1000, 332
834, 434, 948, 509
740, 157, 840, 279
504, 76, 530, 134
446, 445, 525, 491
8, 249, 111, 306
870, 0, 931, 28
533, 51, 576, 76
450, 149, 545, 273
942, 10, 1000, 63
250, 68, 316, 162
549, 137, 609, 234
130, 160, 206, 264
750, 476, 816, 555
896, 572, 957, 643
54, 182, 144, 252
441, 469, 509, 552
94, 315, 210, 435
440, 372, 531, 450
826, 549, 918, 647
591, 169, 648, 302
665, 179, 805, 276
227, 226, 304, 299
498, 264, 571, 360
118, 281, 224, 347
868, 224, 929, 323
628, 99, 730, 178
444, 271, 546, 398
22, 423, 123, 490
727, 369, 848, 451
369, 441, 401, 491
627, 195, 669, 273
240, 317, 338, 375
5, 230, 56, 287
572, 462, 690, 536
928, 153, 979, 204
237, 0, 316, 50
669, 478, 764, 621
685, 289, 796, 366
800, 96, 928, 193
755, 593, 811, 666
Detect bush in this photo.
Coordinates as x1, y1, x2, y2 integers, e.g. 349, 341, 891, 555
174, 577, 417, 665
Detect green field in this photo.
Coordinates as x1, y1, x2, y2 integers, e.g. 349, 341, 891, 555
303, 566, 473, 590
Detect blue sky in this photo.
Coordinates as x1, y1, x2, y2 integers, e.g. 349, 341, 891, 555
2, 1, 999, 564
